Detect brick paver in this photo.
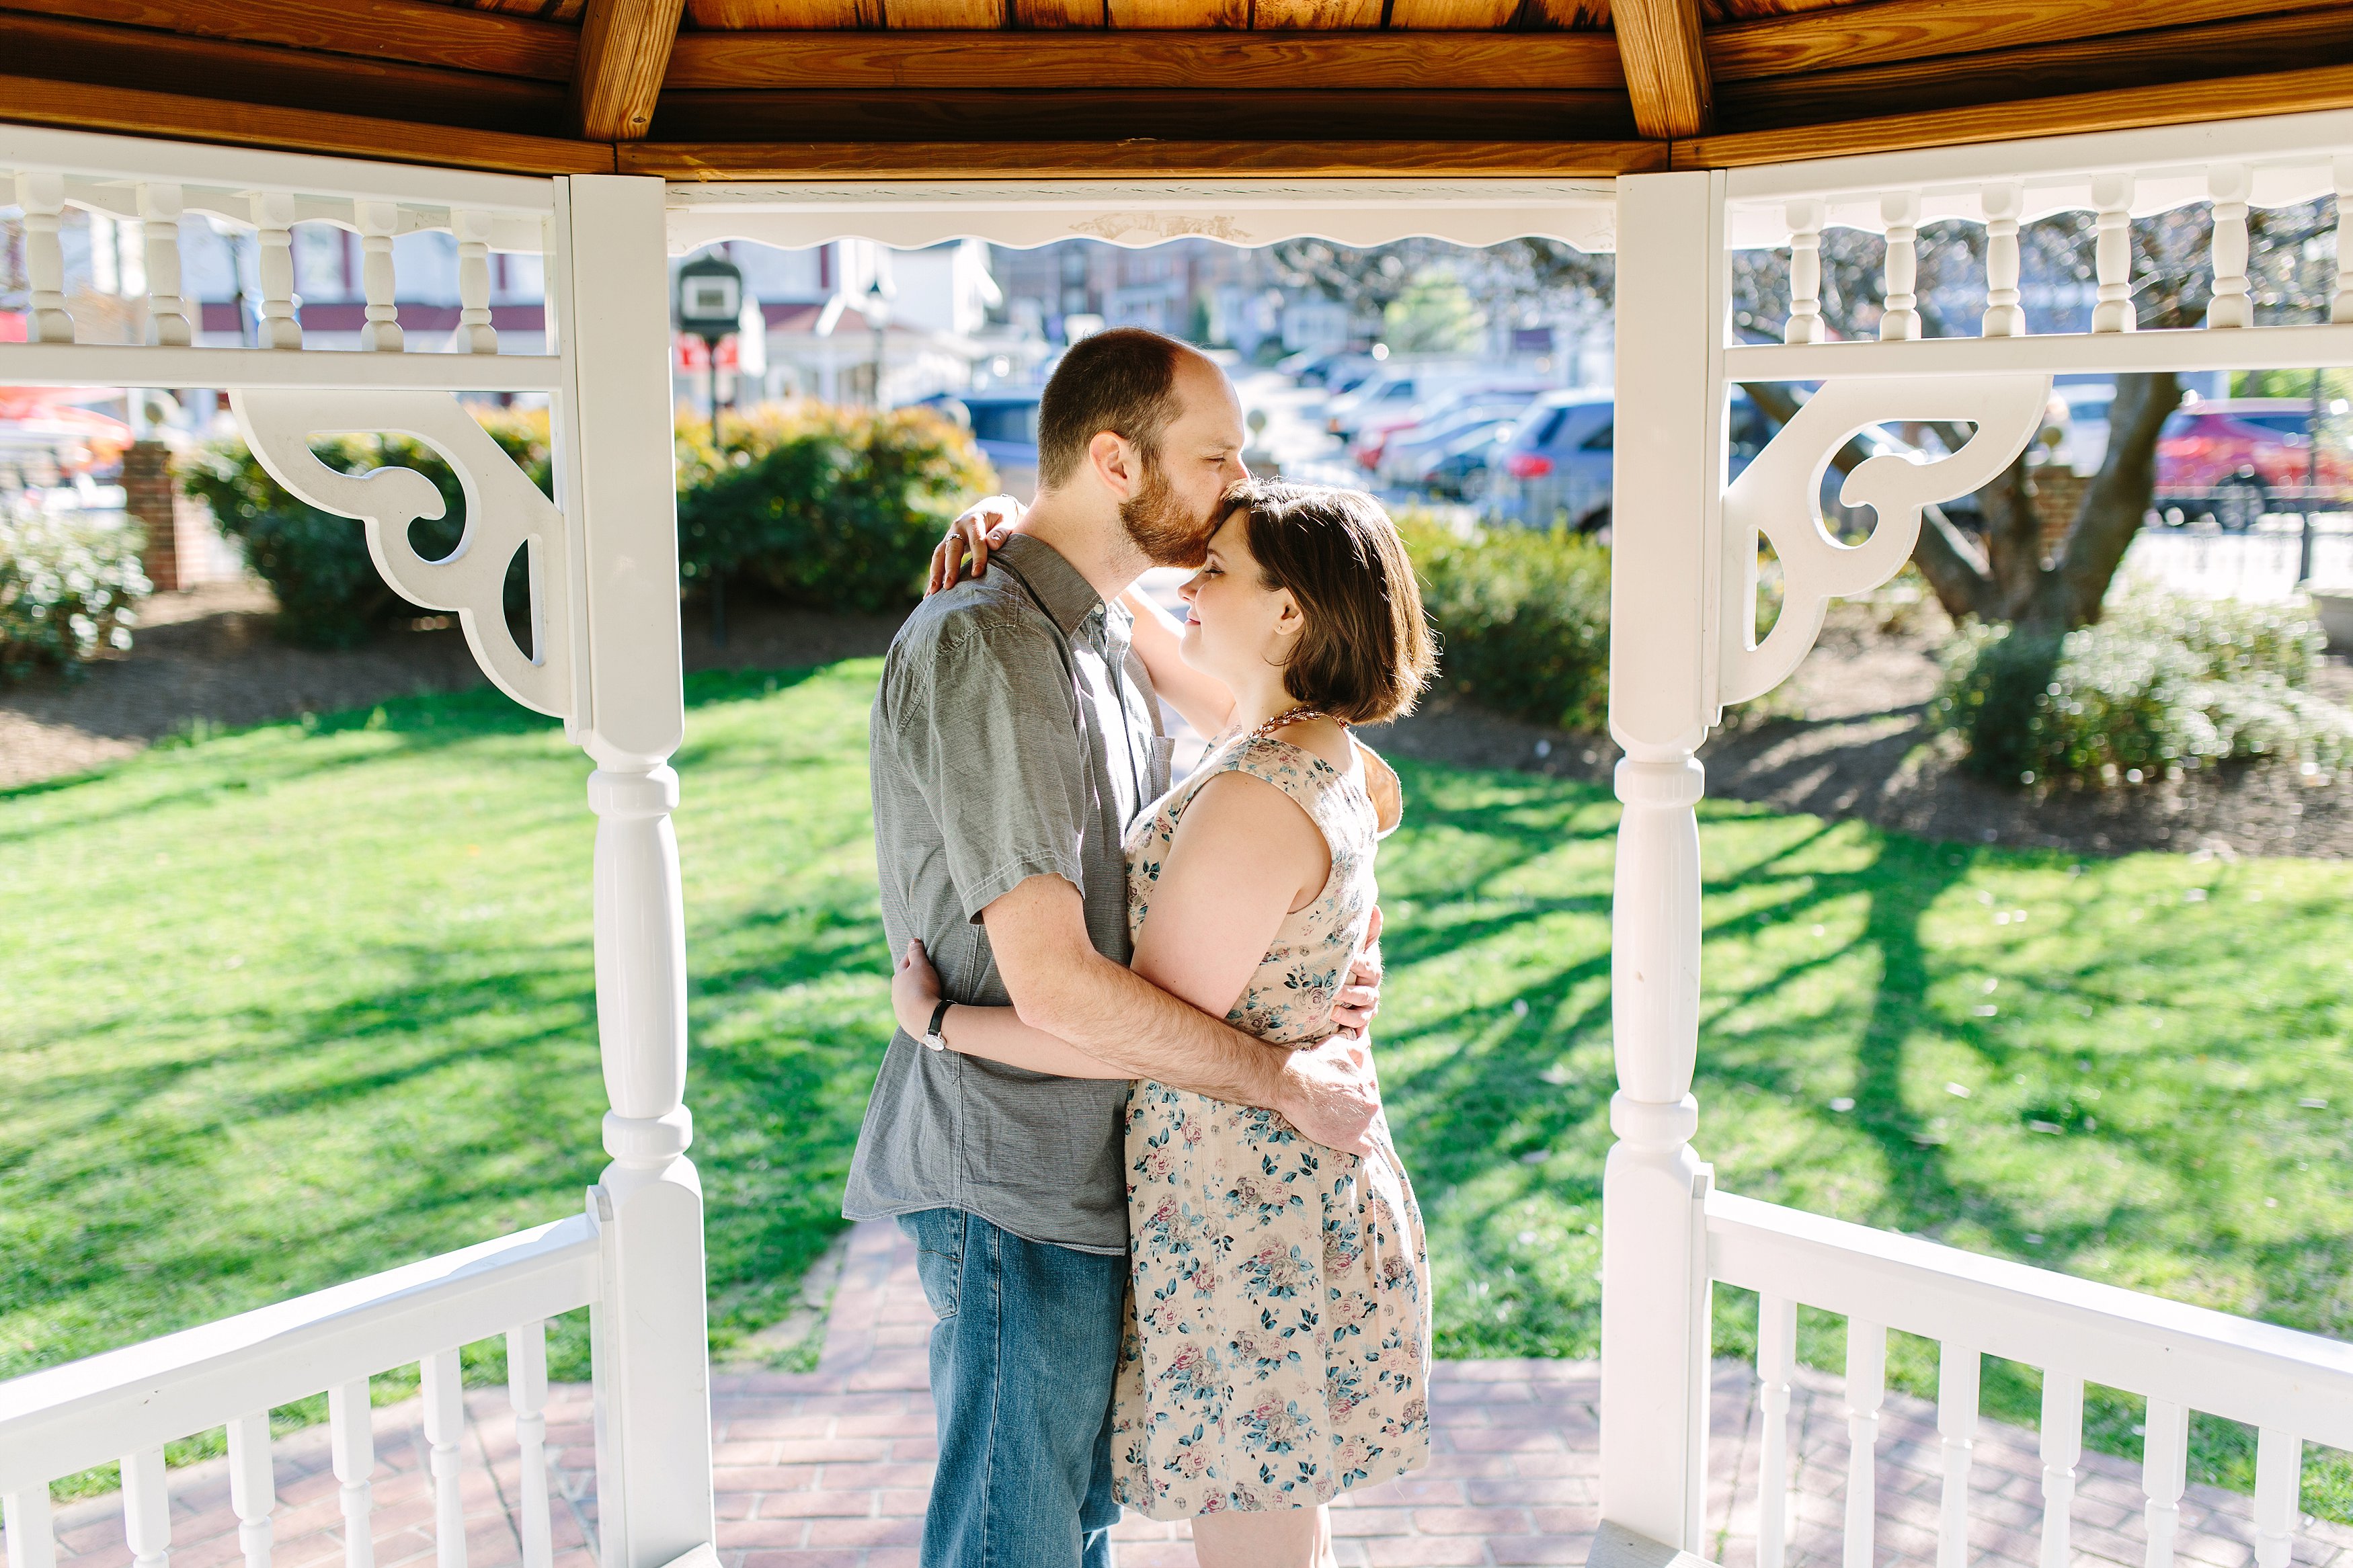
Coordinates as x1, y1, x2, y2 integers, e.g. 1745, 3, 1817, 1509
27, 1221, 2352, 1568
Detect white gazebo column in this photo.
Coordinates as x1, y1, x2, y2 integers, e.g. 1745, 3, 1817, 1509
1599, 168, 1723, 1555
561, 173, 714, 1568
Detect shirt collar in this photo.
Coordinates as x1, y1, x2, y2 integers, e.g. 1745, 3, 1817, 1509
994, 533, 1102, 638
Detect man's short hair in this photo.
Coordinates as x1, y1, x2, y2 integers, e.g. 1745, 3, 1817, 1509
1036, 327, 1190, 490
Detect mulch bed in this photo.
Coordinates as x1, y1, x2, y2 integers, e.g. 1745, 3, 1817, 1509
11, 582, 2350, 860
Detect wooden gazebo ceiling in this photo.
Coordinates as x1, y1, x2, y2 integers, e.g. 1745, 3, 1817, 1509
3, 0, 2353, 179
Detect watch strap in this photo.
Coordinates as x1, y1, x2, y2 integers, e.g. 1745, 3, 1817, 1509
922, 997, 952, 1050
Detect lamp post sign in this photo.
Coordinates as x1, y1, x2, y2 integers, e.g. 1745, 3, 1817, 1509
675, 251, 744, 423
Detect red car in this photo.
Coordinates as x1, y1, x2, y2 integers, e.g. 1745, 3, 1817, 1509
2154, 398, 2353, 530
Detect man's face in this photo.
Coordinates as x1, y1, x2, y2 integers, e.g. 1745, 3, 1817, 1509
1120, 356, 1250, 569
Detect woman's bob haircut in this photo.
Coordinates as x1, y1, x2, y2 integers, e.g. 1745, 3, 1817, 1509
1222, 479, 1437, 728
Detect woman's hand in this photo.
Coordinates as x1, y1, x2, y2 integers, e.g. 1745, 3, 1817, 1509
927, 495, 1027, 595
893, 938, 945, 1038
1328, 904, 1383, 1032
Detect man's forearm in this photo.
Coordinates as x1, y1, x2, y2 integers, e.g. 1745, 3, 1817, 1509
1021, 946, 1291, 1107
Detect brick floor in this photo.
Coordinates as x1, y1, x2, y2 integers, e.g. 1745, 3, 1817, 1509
26, 1221, 2353, 1568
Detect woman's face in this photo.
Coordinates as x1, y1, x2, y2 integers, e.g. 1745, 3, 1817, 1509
1176, 511, 1300, 690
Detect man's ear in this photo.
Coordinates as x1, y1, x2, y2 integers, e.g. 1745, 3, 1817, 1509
1088, 429, 1138, 499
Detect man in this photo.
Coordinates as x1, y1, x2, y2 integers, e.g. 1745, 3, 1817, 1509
848, 327, 1386, 1568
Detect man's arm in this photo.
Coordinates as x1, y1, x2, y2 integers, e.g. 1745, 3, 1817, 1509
982, 874, 1382, 1155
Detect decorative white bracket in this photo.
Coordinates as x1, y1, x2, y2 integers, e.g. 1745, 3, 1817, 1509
229, 388, 574, 720
1717, 372, 2050, 710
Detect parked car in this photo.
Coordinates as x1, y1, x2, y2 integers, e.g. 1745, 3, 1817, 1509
2153, 397, 2353, 530
1280, 349, 1377, 388
1371, 395, 1538, 486
922, 389, 1041, 500
2050, 380, 2114, 477
1412, 421, 1521, 501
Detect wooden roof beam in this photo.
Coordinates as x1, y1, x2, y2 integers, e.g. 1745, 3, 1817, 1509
572, 0, 686, 139
1611, 0, 1709, 139
0, 0, 578, 81
627, 136, 1665, 177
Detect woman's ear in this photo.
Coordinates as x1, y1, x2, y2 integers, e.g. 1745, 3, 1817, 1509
1270, 589, 1305, 646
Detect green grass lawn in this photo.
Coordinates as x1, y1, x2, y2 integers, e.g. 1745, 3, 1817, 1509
5, 659, 2349, 1514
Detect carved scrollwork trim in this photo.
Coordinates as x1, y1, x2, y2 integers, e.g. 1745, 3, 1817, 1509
229, 388, 573, 720
1718, 372, 2051, 710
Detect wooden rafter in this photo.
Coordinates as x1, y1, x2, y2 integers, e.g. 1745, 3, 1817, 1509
626, 136, 1665, 176
571, 0, 686, 138
0, 0, 577, 78
1611, 0, 1709, 137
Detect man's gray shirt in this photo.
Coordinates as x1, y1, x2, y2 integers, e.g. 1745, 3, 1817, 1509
846, 533, 1172, 1255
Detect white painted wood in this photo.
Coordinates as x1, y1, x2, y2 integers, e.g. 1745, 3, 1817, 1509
1600, 168, 1723, 1557
227, 1413, 275, 1568
564, 174, 712, 1568
13, 172, 73, 343
1, 1487, 57, 1568
1717, 373, 2049, 706
2141, 1399, 2188, 1568
665, 177, 1620, 255
2091, 173, 2137, 335
0, 344, 565, 393
1755, 1294, 1796, 1568
1935, 1344, 1979, 1568
252, 192, 301, 350
506, 1324, 553, 1568
1726, 322, 2353, 380
1706, 1194, 2353, 1448
2334, 157, 2353, 324
0, 1218, 595, 1493
420, 1353, 465, 1568
2037, 1374, 2082, 1568
231, 388, 573, 718
356, 202, 403, 353
137, 184, 191, 347
1879, 190, 1921, 341
455, 210, 497, 356
2209, 163, 2254, 329
1842, 1321, 1886, 1568
1784, 200, 1825, 345
1982, 182, 2025, 338
122, 1448, 169, 1568
2252, 1429, 2301, 1568
328, 1383, 374, 1568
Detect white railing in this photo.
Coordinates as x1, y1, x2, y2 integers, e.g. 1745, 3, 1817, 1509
0, 1212, 603, 1568
1719, 107, 2353, 380
1709, 1191, 2353, 1568
1, 124, 564, 393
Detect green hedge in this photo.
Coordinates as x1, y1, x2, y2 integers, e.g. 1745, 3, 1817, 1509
0, 509, 150, 681
1931, 591, 2353, 787
1400, 513, 1613, 734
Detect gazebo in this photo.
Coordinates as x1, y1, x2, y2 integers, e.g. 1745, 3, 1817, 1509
5, 4, 2353, 1567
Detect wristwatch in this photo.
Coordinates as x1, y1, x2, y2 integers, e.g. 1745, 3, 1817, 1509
922, 998, 951, 1053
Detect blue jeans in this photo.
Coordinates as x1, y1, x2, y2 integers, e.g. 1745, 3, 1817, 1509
898, 1208, 1123, 1568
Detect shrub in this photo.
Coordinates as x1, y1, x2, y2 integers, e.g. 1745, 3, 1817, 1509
1400, 513, 1612, 733
1930, 591, 2353, 786
0, 507, 150, 680
675, 404, 995, 614
182, 409, 551, 649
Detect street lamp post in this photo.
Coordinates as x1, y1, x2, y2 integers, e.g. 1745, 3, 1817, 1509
675, 249, 746, 647
864, 278, 891, 409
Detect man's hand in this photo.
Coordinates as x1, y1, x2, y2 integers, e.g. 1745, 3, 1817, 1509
927, 495, 1027, 595
1329, 904, 1383, 1033
1273, 1032, 1384, 1156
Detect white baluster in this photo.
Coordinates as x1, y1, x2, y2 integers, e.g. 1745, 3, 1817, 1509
1880, 191, 1921, 341
356, 202, 403, 352
2208, 163, 2253, 330
2141, 1397, 2188, 1568
1982, 182, 2025, 337
1755, 1293, 1797, 1568
329, 1379, 376, 1568
138, 183, 190, 347
2037, 1372, 2083, 1568
13, 172, 73, 342
122, 1448, 170, 1568
89, 212, 120, 297
2253, 1428, 2301, 1568
422, 1353, 467, 1568
3, 1486, 61, 1568
1843, 1319, 1887, 1568
1784, 200, 1825, 345
228, 1412, 276, 1568
251, 194, 300, 349
119, 215, 147, 300
508, 1322, 554, 1568
2091, 173, 2137, 334
2332, 157, 2353, 325
454, 210, 497, 355
1936, 1343, 1979, 1568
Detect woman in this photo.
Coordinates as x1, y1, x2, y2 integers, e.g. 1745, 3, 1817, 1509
891, 480, 1437, 1567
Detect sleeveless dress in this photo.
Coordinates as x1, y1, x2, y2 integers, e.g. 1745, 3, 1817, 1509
1110, 731, 1433, 1520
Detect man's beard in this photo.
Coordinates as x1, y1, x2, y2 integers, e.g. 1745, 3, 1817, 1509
1120, 458, 1218, 568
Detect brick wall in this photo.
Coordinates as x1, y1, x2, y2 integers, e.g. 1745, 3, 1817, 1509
2030, 467, 2089, 554
125, 440, 238, 591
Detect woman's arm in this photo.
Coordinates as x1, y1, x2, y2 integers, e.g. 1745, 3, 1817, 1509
892, 939, 1130, 1079
1129, 770, 1329, 1016
1117, 585, 1236, 741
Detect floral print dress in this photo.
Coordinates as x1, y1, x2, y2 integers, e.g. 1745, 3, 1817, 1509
1111, 731, 1432, 1521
